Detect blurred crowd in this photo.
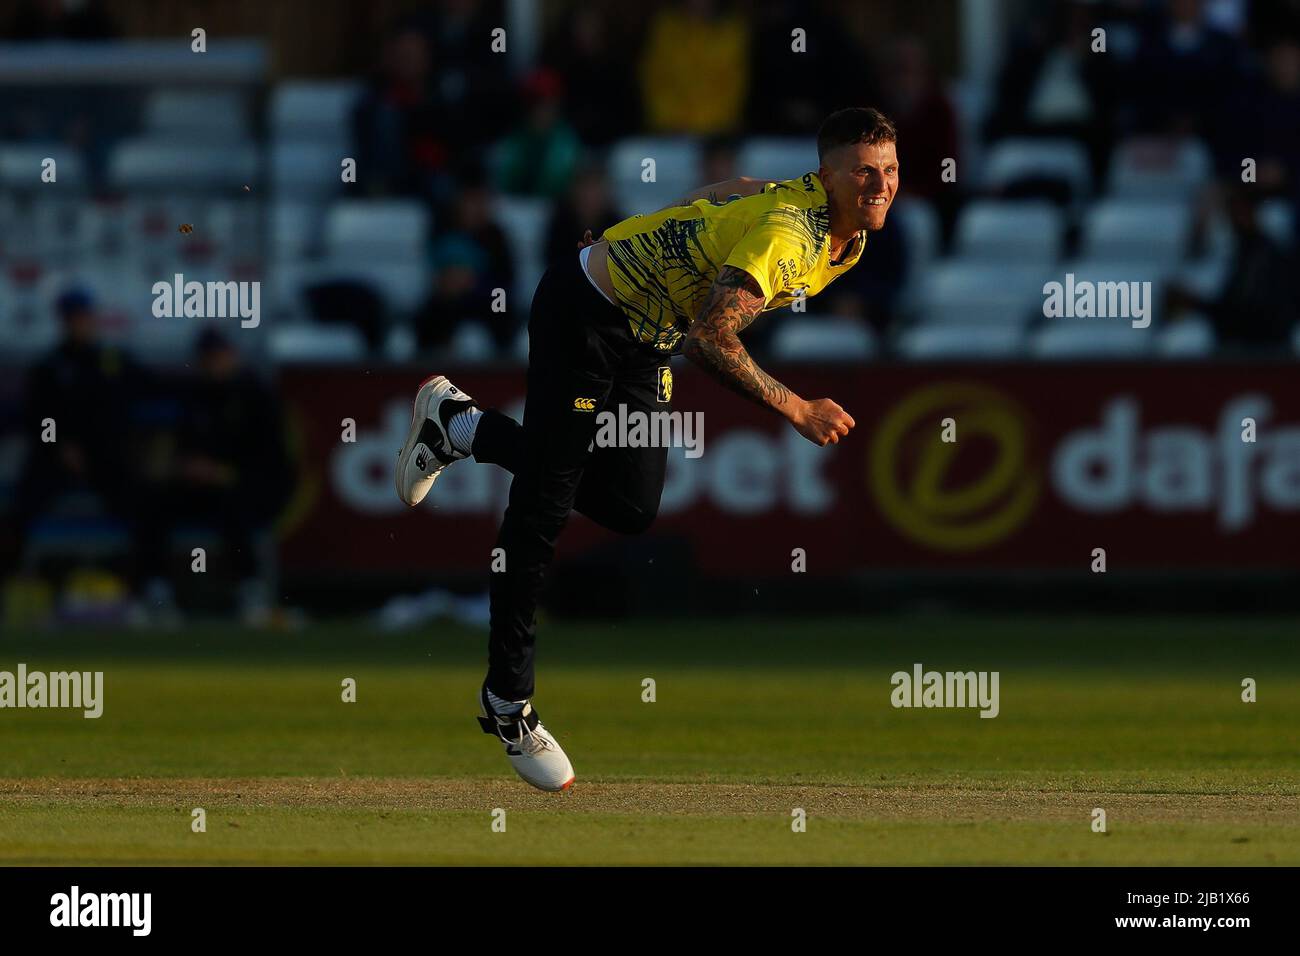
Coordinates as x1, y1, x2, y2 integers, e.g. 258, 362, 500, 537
3, 0, 1300, 622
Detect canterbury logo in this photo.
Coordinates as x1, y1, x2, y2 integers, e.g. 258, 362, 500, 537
573, 397, 596, 411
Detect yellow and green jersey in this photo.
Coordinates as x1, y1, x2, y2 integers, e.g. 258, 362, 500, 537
602, 172, 866, 353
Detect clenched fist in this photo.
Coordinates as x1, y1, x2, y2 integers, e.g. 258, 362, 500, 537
790, 397, 855, 446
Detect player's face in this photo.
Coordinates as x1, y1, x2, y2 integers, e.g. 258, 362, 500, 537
821, 140, 899, 232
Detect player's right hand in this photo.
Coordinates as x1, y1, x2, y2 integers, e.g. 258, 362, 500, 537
792, 398, 855, 446
576, 229, 598, 249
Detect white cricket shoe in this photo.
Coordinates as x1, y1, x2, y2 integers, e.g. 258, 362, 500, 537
477, 685, 576, 792
395, 374, 477, 507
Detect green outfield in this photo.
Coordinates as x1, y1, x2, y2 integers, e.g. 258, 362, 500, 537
1, 615, 1297, 865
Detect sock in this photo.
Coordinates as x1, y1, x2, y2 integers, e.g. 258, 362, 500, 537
486, 687, 526, 716
447, 406, 482, 456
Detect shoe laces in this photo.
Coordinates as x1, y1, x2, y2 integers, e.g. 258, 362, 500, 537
506, 718, 555, 755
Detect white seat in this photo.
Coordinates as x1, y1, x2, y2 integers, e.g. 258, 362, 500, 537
0, 143, 86, 190
918, 297, 1040, 329
1081, 200, 1191, 266
921, 259, 1050, 315
1031, 321, 1153, 358
324, 200, 429, 259
982, 138, 1091, 201
272, 141, 345, 198
271, 200, 324, 260
896, 323, 1024, 358
145, 91, 249, 139
449, 322, 497, 361
108, 139, 258, 192
268, 321, 367, 362
1107, 136, 1212, 200
953, 200, 1064, 262
736, 137, 819, 184
1156, 315, 1215, 357
307, 257, 430, 314
271, 81, 361, 141
608, 137, 701, 216
492, 196, 549, 305
771, 317, 876, 360
892, 196, 941, 312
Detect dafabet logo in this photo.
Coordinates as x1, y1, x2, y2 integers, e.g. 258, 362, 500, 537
869, 383, 1040, 552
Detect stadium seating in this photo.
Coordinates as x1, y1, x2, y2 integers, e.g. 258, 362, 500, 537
144, 90, 250, 141
896, 323, 1023, 358
982, 138, 1091, 204
268, 320, 367, 362
1031, 321, 1154, 358
917, 260, 1049, 328
323, 200, 429, 260
109, 139, 259, 193
1080, 201, 1191, 266
1155, 315, 1216, 358
770, 316, 876, 360
953, 200, 1064, 263
491, 195, 550, 308
0, 143, 86, 191
1107, 136, 1212, 201
271, 81, 360, 145
736, 138, 819, 184
271, 141, 345, 198
608, 137, 701, 216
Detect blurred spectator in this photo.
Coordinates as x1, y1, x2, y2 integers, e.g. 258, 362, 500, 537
304, 281, 387, 353
881, 36, 961, 241
640, 0, 750, 135
6, 289, 152, 597
542, 7, 640, 146
544, 160, 622, 266
700, 134, 740, 185
986, 0, 1121, 180
1132, 0, 1246, 140
417, 236, 497, 353
5, 0, 116, 39
151, 327, 295, 624
1224, 36, 1300, 202
438, 166, 515, 306
1168, 184, 1299, 350
747, 0, 875, 135
493, 68, 582, 200
407, 0, 515, 149
353, 26, 448, 200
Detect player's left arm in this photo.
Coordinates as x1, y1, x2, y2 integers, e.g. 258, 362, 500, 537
683, 266, 792, 412
674, 176, 768, 207
684, 267, 856, 446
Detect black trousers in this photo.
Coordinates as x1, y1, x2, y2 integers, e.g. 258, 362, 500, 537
471, 251, 674, 700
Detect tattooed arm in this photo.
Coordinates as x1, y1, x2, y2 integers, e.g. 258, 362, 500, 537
684, 266, 856, 446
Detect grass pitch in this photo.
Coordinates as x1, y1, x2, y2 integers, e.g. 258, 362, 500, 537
1, 615, 1297, 865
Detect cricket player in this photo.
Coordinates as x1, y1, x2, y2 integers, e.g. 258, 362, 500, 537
396, 108, 898, 790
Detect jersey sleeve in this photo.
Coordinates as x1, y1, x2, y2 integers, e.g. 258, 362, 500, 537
722, 206, 817, 303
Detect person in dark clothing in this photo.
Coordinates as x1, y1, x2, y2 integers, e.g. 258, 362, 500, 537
7, 290, 152, 587
155, 327, 296, 621
1168, 185, 1299, 352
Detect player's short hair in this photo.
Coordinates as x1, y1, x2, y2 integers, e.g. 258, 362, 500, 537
816, 108, 897, 164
